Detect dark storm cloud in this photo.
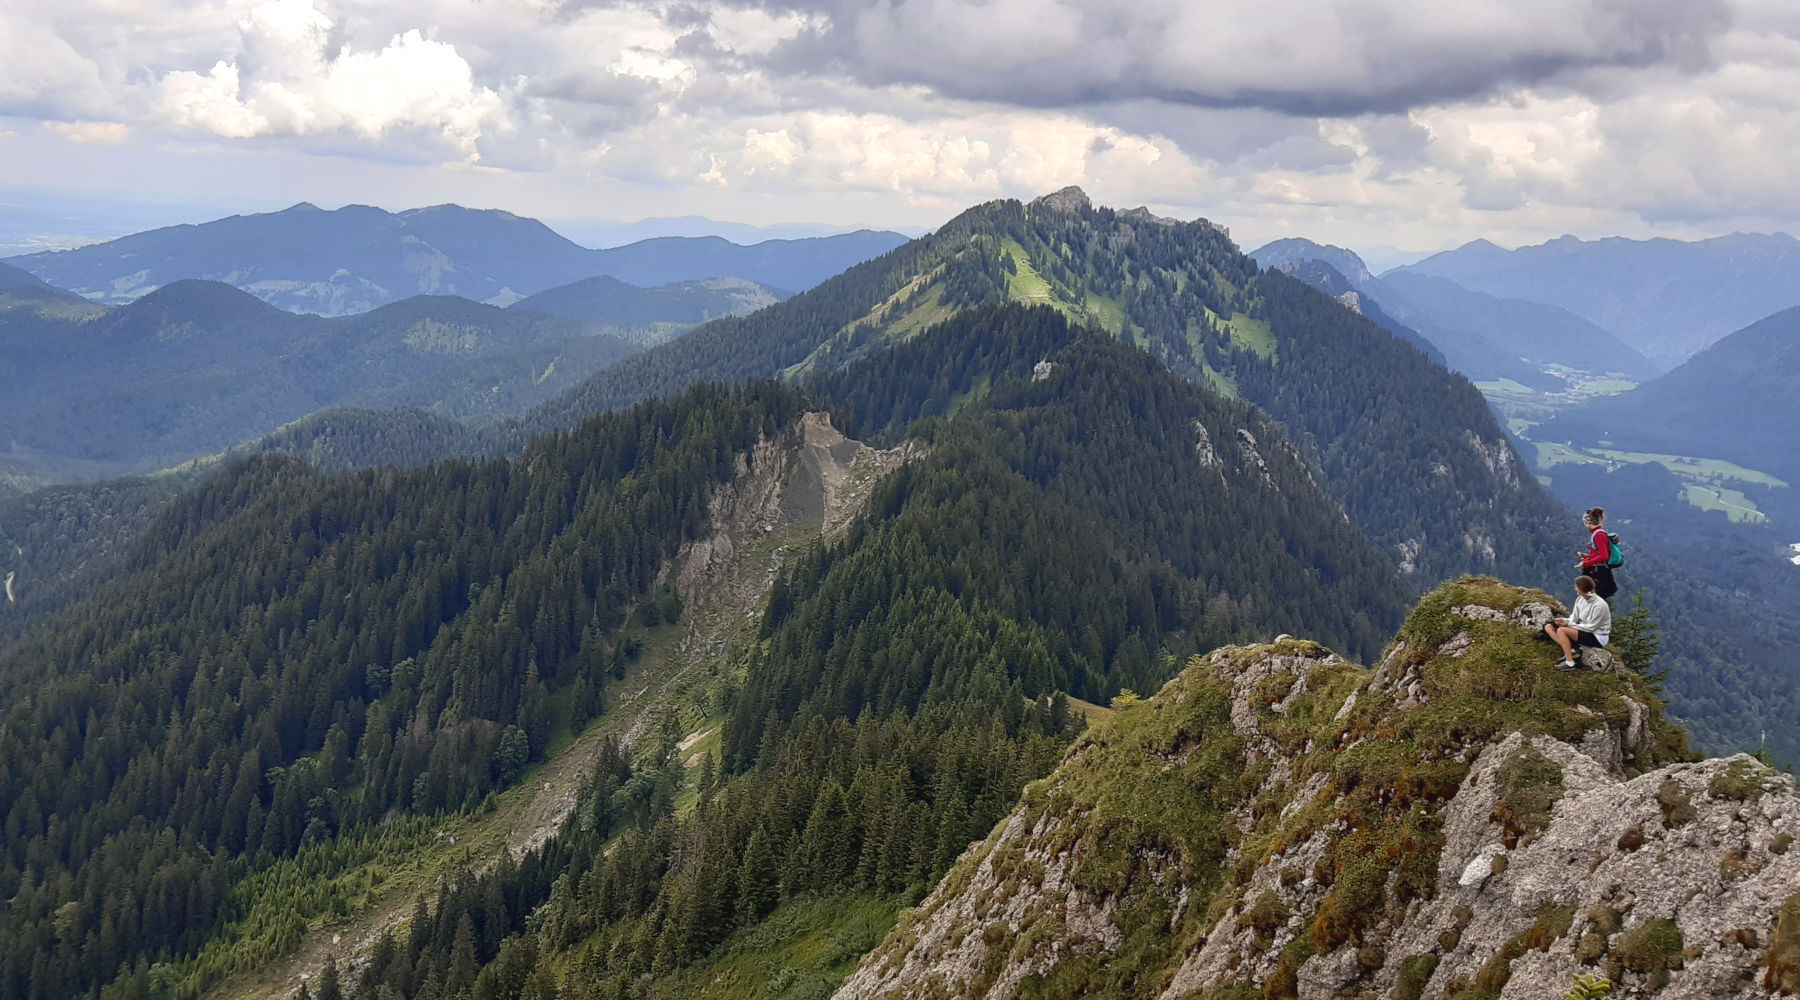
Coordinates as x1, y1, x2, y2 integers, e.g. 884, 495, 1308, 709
732, 0, 1732, 116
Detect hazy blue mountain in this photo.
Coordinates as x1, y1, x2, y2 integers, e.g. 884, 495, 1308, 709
551, 214, 923, 247
1536, 304, 1800, 486
5, 203, 907, 315
1251, 237, 1656, 386
510, 274, 786, 342
577, 230, 908, 291
1251, 237, 1375, 284
0, 261, 104, 321
1393, 231, 1800, 365
1376, 271, 1658, 378
1246, 254, 1446, 365
0, 280, 639, 479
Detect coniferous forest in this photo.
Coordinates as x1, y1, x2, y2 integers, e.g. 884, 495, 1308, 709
0, 193, 1788, 1000
0, 301, 1410, 1000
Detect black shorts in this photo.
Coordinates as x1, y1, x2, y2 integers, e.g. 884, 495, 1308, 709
1575, 630, 1604, 648
1586, 564, 1619, 599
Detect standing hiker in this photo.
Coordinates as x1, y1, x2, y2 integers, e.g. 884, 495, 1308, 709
1546, 575, 1612, 670
1577, 507, 1619, 600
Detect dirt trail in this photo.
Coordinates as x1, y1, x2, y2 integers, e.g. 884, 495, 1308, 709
216, 414, 909, 1000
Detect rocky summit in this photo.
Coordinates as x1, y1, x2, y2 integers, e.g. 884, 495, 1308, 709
833, 578, 1799, 1000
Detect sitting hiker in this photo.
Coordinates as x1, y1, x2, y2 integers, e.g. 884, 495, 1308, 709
1545, 575, 1612, 671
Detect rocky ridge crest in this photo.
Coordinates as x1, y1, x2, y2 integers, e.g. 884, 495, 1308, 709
833, 579, 1799, 1000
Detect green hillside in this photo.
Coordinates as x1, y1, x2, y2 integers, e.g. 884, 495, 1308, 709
257, 304, 1407, 1000
0, 282, 642, 484
0, 383, 811, 1000
0, 303, 1408, 1000
532, 188, 1568, 588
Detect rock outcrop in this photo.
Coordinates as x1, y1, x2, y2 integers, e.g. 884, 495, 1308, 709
668, 411, 912, 596
833, 579, 1798, 1000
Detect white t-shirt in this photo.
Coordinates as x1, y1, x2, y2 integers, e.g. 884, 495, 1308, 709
1567, 593, 1612, 645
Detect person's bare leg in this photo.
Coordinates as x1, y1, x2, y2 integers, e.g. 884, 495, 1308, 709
1551, 626, 1577, 663
1544, 623, 1574, 662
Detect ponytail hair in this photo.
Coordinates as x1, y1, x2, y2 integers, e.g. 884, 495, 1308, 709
1584, 507, 1605, 526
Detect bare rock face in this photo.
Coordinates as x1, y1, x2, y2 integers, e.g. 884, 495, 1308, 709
832, 579, 1797, 1000
670, 412, 911, 596
1030, 186, 1093, 215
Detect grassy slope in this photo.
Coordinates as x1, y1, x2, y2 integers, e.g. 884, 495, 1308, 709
860, 577, 1688, 999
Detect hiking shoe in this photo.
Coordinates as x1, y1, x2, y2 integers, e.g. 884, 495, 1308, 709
1555, 660, 1579, 672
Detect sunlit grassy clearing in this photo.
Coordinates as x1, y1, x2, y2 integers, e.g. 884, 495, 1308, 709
1002, 238, 1055, 303
1683, 483, 1768, 523
1227, 312, 1277, 361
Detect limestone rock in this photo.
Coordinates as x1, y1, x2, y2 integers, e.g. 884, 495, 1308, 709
834, 579, 1792, 1000
1030, 185, 1092, 214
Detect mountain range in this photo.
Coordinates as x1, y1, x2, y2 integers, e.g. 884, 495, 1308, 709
1250, 238, 1657, 388
1537, 304, 1800, 488
3, 202, 906, 315
0, 188, 1795, 1000
509, 275, 784, 342
532, 187, 1567, 587
1394, 231, 1800, 366
0, 280, 638, 481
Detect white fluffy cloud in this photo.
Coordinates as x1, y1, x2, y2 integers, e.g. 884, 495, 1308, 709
155, 0, 507, 156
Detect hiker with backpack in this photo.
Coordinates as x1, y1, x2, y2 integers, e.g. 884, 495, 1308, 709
1577, 507, 1621, 599
1546, 574, 1612, 671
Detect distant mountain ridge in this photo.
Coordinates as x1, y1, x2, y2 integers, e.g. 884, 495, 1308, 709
510, 274, 785, 342
0, 260, 105, 321
5, 202, 907, 315
0, 279, 640, 480
1249, 237, 1657, 386
1394, 231, 1800, 365
531, 187, 1569, 587
1537, 304, 1800, 486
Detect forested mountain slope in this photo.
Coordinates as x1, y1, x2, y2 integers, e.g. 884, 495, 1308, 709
0, 382, 813, 1000
220, 303, 1410, 1000
0, 262, 104, 321
0, 281, 639, 482
0, 302, 1412, 1000
510, 275, 785, 344
1537, 304, 1800, 486
535, 188, 1567, 587
1246, 255, 1448, 367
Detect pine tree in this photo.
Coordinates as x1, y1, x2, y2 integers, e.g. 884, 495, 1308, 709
738, 828, 780, 921
317, 956, 343, 1000
447, 913, 478, 993
1610, 588, 1664, 686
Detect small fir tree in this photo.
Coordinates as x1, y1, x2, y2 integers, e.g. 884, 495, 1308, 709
1609, 588, 1664, 685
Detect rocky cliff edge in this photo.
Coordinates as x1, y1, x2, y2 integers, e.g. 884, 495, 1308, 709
832, 578, 1800, 1000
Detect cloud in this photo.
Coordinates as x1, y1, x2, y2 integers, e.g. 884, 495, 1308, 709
759, 0, 1732, 115
0, 5, 109, 117
42, 120, 129, 144
3, 0, 1799, 256
156, 0, 509, 157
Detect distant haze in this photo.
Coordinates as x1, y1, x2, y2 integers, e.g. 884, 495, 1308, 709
6, 203, 908, 316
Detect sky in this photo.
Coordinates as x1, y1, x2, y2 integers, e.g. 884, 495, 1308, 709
3, 0, 1800, 259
